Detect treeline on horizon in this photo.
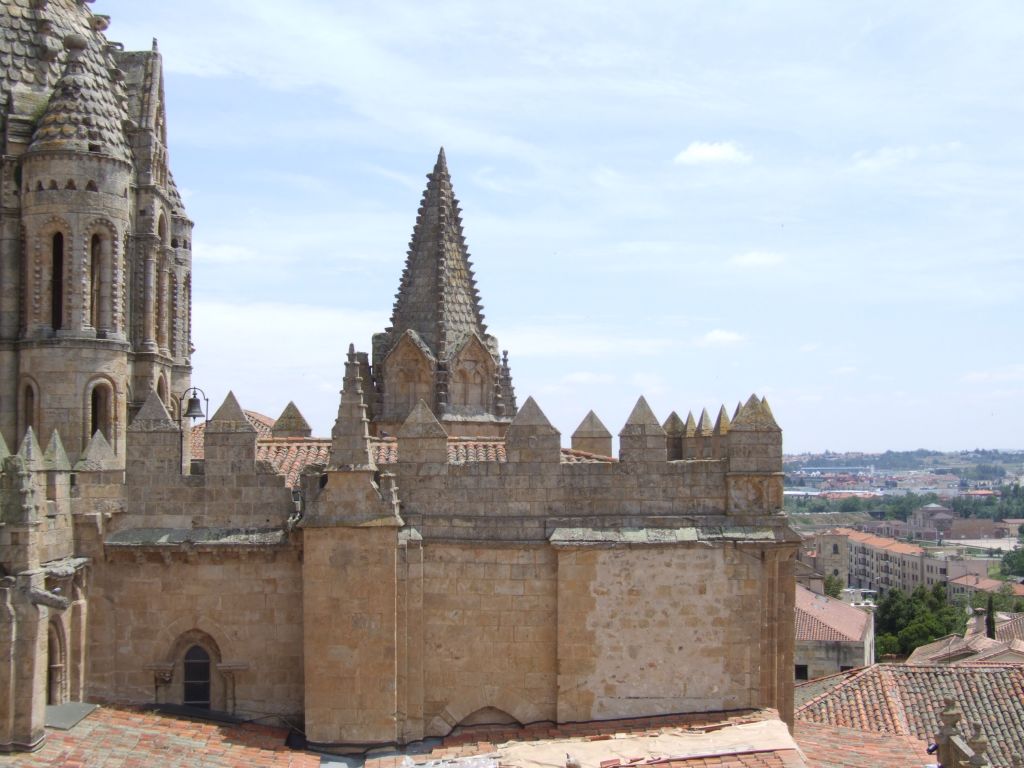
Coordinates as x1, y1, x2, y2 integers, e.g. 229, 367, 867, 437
785, 487, 1024, 522
784, 448, 1023, 472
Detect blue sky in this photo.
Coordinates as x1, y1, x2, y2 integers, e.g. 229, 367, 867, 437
100, 1, 1023, 453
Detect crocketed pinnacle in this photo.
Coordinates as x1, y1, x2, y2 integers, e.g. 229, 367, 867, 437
29, 34, 131, 162
387, 148, 487, 358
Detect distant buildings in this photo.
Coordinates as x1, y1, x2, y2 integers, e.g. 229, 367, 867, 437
810, 526, 997, 597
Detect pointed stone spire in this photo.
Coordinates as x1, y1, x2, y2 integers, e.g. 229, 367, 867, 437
571, 410, 612, 456
76, 430, 118, 471
714, 405, 731, 436
272, 401, 312, 438
29, 33, 131, 161
733, 401, 743, 422
732, 394, 781, 431
397, 400, 448, 465
330, 344, 375, 468
696, 408, 714, 436
727, 393, 783, 477
386, 148, 487, 358
619, 396, 667, 463
506, 396, 561, 464
42, 430, 70, 471
397, 400, 448, 439
683, 411, 697, 438
208, 391, 255, 432
16, 427, 43, 471
129, 390, 176, 431
663, 411, 685, 460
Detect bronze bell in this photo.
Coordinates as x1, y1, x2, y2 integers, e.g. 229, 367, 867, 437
183, 394, 205, 420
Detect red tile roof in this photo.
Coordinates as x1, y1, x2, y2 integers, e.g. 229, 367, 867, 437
795, 663, 1024, 767
949, 573, 1024, 596
795, 586, 870, 643
191, 411, 614, 487
792, 722, 928, 768
362, 709, 806, 768
4, 705, 318, 767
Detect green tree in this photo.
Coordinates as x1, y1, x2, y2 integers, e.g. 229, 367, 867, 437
1002, 549, 1024, 577
824, 574, 843, 599
986, 595, 996, 639
876, 633, 900, 657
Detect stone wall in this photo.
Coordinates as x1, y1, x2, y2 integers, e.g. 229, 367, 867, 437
419, 543, 557, 734
556, 545, 765, 721
87, 545, 303, 720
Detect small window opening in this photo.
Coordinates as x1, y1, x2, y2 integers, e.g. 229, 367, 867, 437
795, 664, 809, 681
85, 180, 98, 192
51, 233, 64, 329
36, 181, 44, 191
183, 646, 211, 709
156, 377, 167, 405
24, 384, 35, 435
48, 180, 58, 190
64, 179, 76, 190
87, 143, 101, 153
90, 235, 101, 329
91, 384, 112, 441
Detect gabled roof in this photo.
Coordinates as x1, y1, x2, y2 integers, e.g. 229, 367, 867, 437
795, 585, 870, 643
795, 663, 1024, 767
385, 148, 487, 359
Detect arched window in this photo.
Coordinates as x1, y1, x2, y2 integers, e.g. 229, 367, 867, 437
23, 383, 36, 436
156, 377, 168, 406
90, 383, 112, 441
832, 543, 839, 555
51, 233, 64, 330
90, 234, 101, 329
183, 645, 211, 709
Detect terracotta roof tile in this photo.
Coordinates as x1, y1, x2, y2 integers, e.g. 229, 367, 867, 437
795, 663, 1024, 767
792, 722, 927, 768
795, 586, 869, 643
191, 411, 615, 487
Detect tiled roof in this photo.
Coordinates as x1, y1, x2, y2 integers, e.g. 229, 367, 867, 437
29, 33, 131, 161
829, 528, 924, 556
5, 705, 318, 767
949, 573, 1024, 596
362, 709, 806, 768
792, 722, 928, 768
795, 586, 870, 643
997, 613, 1024, 642
795, 663, 1024, 767
905, 632, 1002, 664
0, 0, 113, 109
191, 411, 614, 488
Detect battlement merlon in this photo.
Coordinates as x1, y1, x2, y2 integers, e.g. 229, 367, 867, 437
387, 392, 784, 525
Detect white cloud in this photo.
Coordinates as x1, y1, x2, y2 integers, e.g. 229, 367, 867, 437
849, 142, 962, 173
833, 366, 858, 376
674, 141, 751, 166
730, 250, 785, 267
697, 329, 744, 346
963, 364, 1024, 384
798, 343, 819, 353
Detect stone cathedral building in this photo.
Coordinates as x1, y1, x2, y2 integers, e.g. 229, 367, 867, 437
0, 1, 798, 755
